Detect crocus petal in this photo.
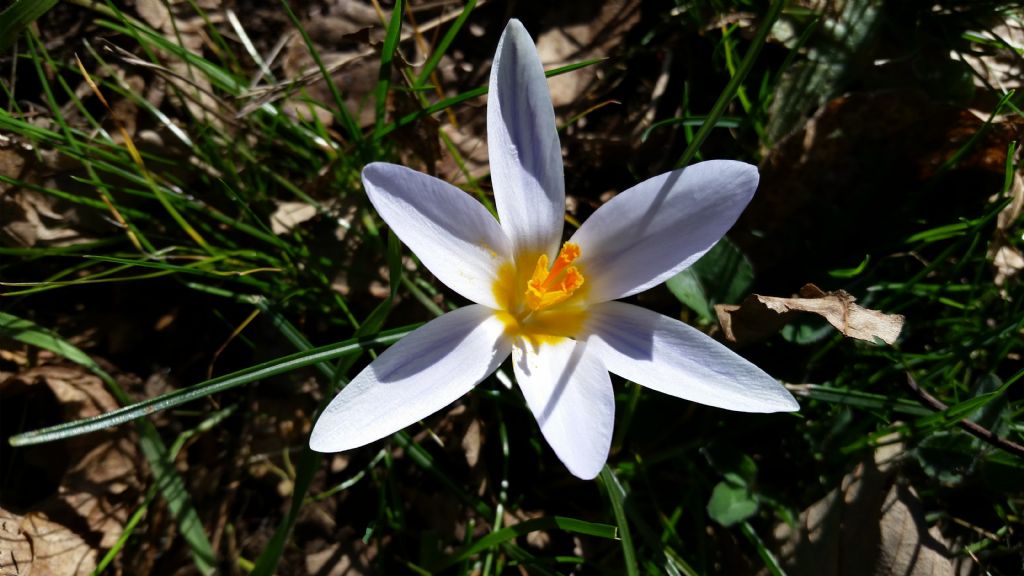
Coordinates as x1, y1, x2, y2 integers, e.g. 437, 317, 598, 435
570, 160, 759, 303
585, 302, 799, 413
310, 305, 512, 452
363, 162, 513, 308
487, 19, 565, 260
511, 338, 614, 479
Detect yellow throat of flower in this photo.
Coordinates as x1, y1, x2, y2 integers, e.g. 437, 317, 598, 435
492, 242, 587, 347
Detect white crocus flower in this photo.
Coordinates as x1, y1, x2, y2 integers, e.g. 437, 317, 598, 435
310, 19, 798, 480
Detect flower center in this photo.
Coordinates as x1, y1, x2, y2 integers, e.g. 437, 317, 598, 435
491, 242, 588, 348
524, 242, 584, 311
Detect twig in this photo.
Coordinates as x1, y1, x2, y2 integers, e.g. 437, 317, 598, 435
905, 373, 1024, 459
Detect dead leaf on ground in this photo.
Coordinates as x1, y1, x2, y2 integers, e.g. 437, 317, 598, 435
767, 439, 964, 576
993, 244, 1024, 287
304, 536, 375, 576
0, 360, 142, 574
715, 284, 905, 346
270, 201, 318, 235
0, 507, 33, 575
957, 17, 1023, 95
535, 0, 640, 108
0, 507, 98, 576
0, 187, 93, 248
989, 167, 1023, 290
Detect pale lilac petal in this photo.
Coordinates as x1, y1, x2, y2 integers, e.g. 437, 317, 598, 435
310, 305, 512, 452
487, 19, 565, 260
511, 337, 614, 479
363, 162, 512, 308
570, 160, 759, 303
585, 302, 799, 413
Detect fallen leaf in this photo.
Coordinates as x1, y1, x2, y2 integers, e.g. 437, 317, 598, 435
534, 0, 640, 108
10, 506, 97, 573
1, 361, 142, 573
876, 484, 957, 576
270, 201, 318, 235
0, 507, 33, 575
956, 17, 1023, 95
768, 439, 961, 576
990, 169, 1023, 291
1, 189, 87, 248
715, 284, 904, 346
993, 245, 1024, 286
461, 418, 482, 469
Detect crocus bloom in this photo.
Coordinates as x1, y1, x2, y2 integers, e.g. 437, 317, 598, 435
310, 19, 798, 479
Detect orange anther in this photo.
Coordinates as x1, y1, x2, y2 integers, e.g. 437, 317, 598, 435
524, 243, 584, 311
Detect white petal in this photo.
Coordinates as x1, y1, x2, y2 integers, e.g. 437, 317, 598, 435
310, 305, 512, 452
570, 160, 759, 303
585, 302, 799, 413
512, 338, 614, 479
487, 19, 565, 259
362, 163, 513, 308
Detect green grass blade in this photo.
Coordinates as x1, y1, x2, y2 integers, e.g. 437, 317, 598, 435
0, 312, 108, 376
250, 448, 321, 576
374, 57, 605, 140
741, 522, 787, 576
413, 0, 476, 88
279, 0, 362, 144
8, 325, 419, 446
431, 516, 618, 571
675, 0, 784, 168
0, 0, 58, 51
373, 0, 404, 138
600, 466, 640, 576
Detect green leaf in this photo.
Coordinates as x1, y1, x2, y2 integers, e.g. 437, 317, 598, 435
707, 480, 759, 527
668, 238, 754, 319
666, 269, 712, 321
599, 466, 640, 576
676, 0, 785, 167
702, 443, 758, 487
914, 431, 978, 486
373, 0, 404, 138
413, 0, 476, 88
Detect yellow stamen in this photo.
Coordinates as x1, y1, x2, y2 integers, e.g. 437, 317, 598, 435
525, 242, 585, 311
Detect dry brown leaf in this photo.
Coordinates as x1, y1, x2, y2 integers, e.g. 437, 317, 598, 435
990, 168, 1023, 290
876, 484, 956, 576
768, 440, 960, 576
461, 418, 482, 468
535, 0, 640, 108
1, 190, 87, 248
135, 0, 169, 29
957, 18, 1023, 94
304, 529, 375, 576
0, 507, 33, 575
0, 509, 98, 576
993, 245, 1024, 286
1, 362, 142, 574
716, 284, 904, 346
270, 201, 318, 235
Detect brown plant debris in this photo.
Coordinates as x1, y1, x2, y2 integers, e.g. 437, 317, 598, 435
768, 440, 963, 576
715, 284, 905, 346
0, 361, 143, 575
